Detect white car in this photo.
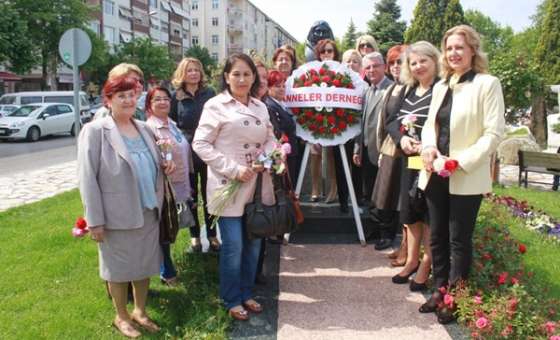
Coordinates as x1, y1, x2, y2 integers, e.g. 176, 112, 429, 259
0, 104, 19, 118
0, 103, 79, 142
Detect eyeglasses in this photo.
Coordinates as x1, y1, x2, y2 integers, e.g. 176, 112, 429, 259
153, 97, 170, 102
321, 48, 334, 54
365, 64, 384, 70
359, 43, 373, 49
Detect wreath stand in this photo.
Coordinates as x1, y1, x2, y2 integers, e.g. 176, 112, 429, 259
284, 142, 367, 246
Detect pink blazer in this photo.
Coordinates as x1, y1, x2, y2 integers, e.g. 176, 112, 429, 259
192, 91, 276, 217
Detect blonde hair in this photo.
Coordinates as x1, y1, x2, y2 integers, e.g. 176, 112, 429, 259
400, 41, 441, 87
440, 24, 488, 79
342, 49, 361, 64
108, 63, 144, 80
171, 57, 207, 90
355, 35, 379, 55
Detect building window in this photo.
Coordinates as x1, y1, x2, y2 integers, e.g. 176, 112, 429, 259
103, 25, 116, 44
90, 21, 101, 36
212, 17, 218, 26
192, 35, 199, 45
192, 0, 198, 10
192, 18, 198, 27
212, 34, 219, 45
148, 0, 157, 8
212, 0, 219, 9
161, 21, 169, 32
103, 0, 115, 16
211, 53, 219, 61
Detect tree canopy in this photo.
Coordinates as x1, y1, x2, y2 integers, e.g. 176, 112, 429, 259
341, 19, 358, 52
184, 45, 217, 79
0, 2, 35, 74
366, 0, 406, 54
405, 0, 466, 45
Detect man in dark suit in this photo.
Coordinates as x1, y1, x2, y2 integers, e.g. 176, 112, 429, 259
353, 52, 394, 250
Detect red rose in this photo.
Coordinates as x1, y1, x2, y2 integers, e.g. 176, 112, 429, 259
312, 75, 320, 83
346, 83, 354, 89
309, 124, 317, 131
305, 110, 314, 118
291, 108, 301, 114
304, 81, 313, 87
297, 117, 305, 125
338, 121, 347, 130
444, 159, 459, 172
318, 126, 326, 133
309, 69, 317, 75
498, 272, 508, 285
328, 70, 336, 77
331, 127, 339, 134
335, 108, 345, 117
299, 74, 306, 81
315, 114, 324, 123
347, 115, 354, 123
281, 133, 289, 143
319, 67, 327, 75
322, 76, 331, 83
75, 217, 87, 230
332, 79, 342, 87
327, 116, 336, 125
518, 243, 527, 254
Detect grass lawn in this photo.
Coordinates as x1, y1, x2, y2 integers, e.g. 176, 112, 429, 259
0, 190, 229, 339
490, 185, 560, 299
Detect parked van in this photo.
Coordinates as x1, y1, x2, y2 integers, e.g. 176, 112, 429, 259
0, 91, 91, 122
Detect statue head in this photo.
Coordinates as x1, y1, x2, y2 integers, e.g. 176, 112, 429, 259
306, 21, 334, 47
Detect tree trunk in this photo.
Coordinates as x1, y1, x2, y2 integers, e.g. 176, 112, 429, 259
530, 94, 547, 148
41, 49, 48, 91
48, 56, 58, 91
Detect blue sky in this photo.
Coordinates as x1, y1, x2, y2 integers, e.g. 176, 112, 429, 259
250, 0, 540, 42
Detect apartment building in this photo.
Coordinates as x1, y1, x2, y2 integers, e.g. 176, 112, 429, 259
189, 0, 297, 63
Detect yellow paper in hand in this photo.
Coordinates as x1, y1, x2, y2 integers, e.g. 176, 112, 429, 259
407, 156, 423, 170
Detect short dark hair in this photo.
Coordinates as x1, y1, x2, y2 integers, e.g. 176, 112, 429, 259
221, 53, 260, 98
144, 86, 172, 117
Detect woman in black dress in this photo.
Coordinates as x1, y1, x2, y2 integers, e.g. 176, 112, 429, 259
386, 41, 440, 291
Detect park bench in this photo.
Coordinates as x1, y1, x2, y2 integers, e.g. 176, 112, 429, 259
517, 150, 560, 187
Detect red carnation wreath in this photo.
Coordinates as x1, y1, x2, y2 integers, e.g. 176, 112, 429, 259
285, 61, 367, 145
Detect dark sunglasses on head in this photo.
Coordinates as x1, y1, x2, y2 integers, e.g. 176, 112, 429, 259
359, 43, 373, 49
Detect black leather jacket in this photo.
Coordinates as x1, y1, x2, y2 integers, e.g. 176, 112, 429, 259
170, 86, 215, 142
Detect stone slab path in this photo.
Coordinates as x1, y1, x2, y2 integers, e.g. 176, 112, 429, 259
277, 244, 456, 340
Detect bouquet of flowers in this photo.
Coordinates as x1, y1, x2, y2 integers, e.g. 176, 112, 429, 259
72, 217, 89, 238
400, 114, 422, 139
156, 138, 174, 161
208, 139, 291, 228
290, 63, 361, 139
433, 157, 459, 177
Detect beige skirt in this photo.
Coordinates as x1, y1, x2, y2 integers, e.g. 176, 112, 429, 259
98, 209, 161, 282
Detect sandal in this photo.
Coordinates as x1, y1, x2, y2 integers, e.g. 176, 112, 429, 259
243, 299, 263, 313
113, 317, 141, 338
131, 313, 160, 333
228, 306, 249, 321
208, 237, 221, 252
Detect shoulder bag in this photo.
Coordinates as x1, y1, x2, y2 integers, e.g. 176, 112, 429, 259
159, 176, 180, 244
244, 173, 297, 240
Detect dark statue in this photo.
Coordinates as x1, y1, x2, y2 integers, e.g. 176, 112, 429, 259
304, 20, 334, 62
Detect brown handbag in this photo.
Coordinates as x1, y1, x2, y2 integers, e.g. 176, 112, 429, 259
284, 172, 304, 225
159, 176, 179, 244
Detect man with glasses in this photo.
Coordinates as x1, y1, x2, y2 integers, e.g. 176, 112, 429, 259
353, 52, 394, 250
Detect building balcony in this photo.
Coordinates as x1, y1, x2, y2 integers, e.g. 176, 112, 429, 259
227, 6, 243, 17
227, 23, 242, 34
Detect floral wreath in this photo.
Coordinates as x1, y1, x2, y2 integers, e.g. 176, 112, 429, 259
285, 61, 367, 145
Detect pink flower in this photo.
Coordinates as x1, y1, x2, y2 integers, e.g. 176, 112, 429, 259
545, 321, 556, 334
438, 169, 451, 178
501, 324, 513, 337
498, 272, 509, 285
444, 294, 454, 306
281, 143, 292, 156
473, 296, 483, 304
72, 227, 88, 238
476, 317, 489, 329
550, 336, 560, 340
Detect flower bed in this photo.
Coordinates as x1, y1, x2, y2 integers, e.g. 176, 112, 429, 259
488, 194, 560, 241
450, 201, 560, 339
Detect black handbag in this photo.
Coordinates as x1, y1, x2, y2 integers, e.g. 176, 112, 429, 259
244, 173, 298, 240
159, 176, 180, 244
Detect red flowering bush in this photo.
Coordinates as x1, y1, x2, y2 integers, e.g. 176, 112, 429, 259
450, 202, 560, 339
291, 64, 361, 139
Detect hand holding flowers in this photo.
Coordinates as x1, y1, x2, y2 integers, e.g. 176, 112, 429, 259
71, 217, 89, 238
432, 157, 459, 177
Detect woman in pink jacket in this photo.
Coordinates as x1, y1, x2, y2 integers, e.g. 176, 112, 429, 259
192, 53, 275, 321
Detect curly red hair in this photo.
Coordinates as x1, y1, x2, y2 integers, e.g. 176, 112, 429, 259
267, 70, 286, 87
102, 76, 139, 106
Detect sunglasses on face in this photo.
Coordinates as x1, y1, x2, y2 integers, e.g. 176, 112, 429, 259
321, 48, 334, 54
390, 59, 402, 66
359, 43, 373, 49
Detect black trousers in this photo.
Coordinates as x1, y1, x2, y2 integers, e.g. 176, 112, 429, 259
332, 141, 354, 205
361, 146, 378, 203
189, 154, 216, 238
425, 175, 482, 288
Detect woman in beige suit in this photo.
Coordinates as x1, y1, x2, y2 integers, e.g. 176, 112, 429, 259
78, 75, 175, 338
192, 53, 275, 321
418, 25, 505, 323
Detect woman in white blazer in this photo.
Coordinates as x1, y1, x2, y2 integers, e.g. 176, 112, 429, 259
418, 25, 505, 323
78, 76, 174, 337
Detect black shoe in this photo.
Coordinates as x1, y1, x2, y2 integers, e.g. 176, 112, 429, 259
374, 238, 393, 250
410, 280, 429, 292
391, 265, 419, 284
255, 273, 267, 285
436, 306, 457, 324
419, 291, 443, 313
339, 201, 349, 213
